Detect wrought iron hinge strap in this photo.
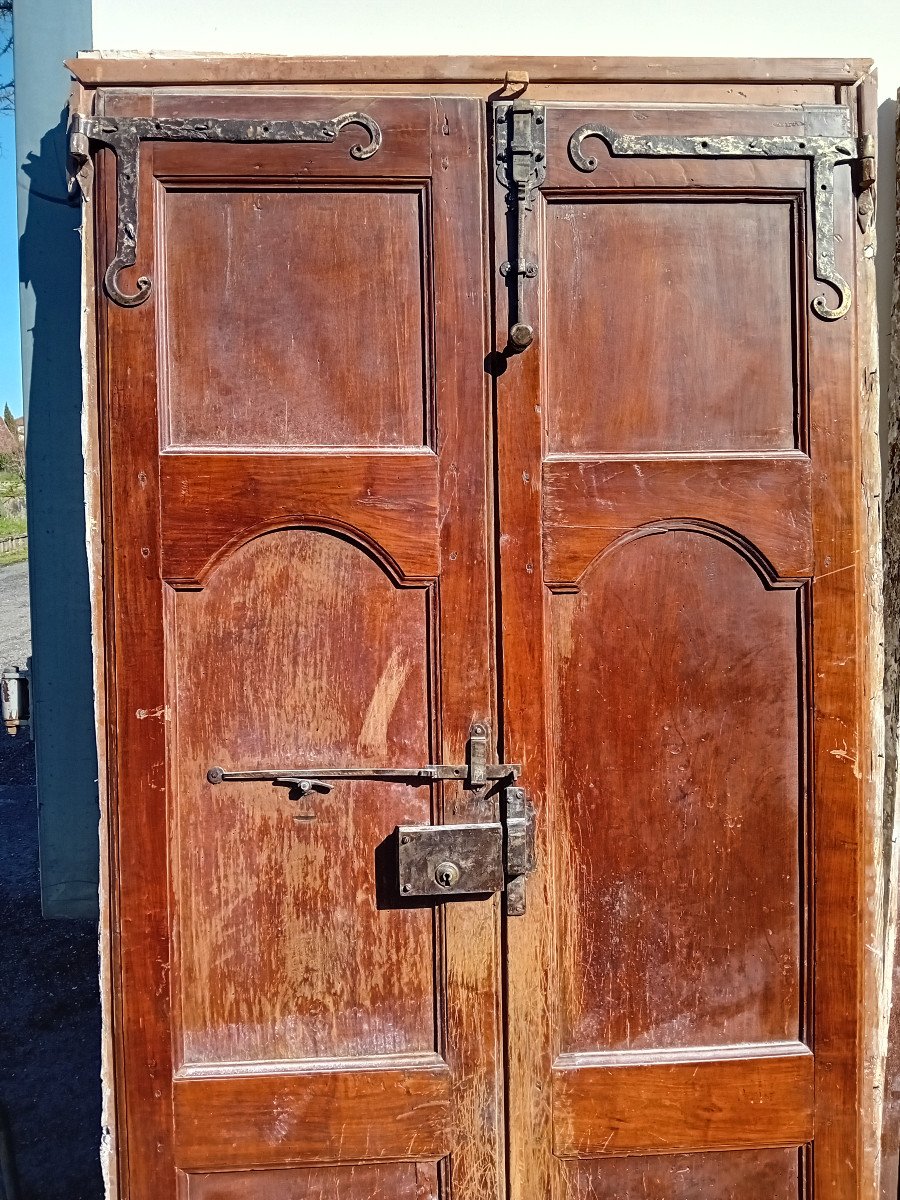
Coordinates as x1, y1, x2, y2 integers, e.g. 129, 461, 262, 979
69, 111, 383, 308
496, 100, 546, 353
568, 124, 864, 321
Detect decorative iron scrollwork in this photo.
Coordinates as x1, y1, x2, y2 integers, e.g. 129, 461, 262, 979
69, 112, 383, 307
568, 124, 862, 321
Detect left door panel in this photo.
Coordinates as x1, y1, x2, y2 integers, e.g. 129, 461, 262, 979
94, 92, 500, 1200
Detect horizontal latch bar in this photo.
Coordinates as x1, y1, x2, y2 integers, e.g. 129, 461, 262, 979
207, 722, 520, 796
207, 763, 520, 788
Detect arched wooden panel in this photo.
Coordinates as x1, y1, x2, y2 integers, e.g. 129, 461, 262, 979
170, 528, 436, 1066
550, 528, 806, 1054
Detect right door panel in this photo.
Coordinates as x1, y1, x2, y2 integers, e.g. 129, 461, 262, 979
497, 98, 866, 1200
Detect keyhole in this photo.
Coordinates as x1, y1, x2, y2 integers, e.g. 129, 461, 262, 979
434, 861, 460, 888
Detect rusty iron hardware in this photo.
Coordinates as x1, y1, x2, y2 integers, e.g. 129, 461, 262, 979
568, 122, 865, 322
396, 784, 535, 913
495, 99, 546, 352
207, 721, 520, 795
209, 722, 535, 912
503, 785, 535, 916
858, 132, 876, 192
1, 665, 31, 739
398, 824, 505, 897
69, 111, 382, 308
856, 131, 876, 232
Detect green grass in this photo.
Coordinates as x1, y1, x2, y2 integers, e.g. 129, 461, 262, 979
0, 469, 24, 497
0, 467, 27, 544
0, 546, 26, 567
0, 512, 26, 538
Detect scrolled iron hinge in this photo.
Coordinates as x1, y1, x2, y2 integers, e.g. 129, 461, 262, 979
69, 111, 383, 308
567, 123, 863, 321
495, 99, 546, 353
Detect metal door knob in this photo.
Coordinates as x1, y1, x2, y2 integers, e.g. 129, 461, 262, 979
508, 322, 534, 352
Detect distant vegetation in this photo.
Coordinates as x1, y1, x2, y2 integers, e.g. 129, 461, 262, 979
0, 405, 26, 565
0, 0, 11, 114
0, 5, 20, 564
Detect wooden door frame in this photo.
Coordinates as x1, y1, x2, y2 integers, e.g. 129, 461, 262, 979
73, 56, 882, 1200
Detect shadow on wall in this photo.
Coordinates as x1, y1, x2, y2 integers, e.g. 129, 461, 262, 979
18, 111, 101, 920
4, 109, 104, 1199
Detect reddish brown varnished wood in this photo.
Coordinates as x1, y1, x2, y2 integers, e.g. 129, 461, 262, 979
496, 94, 870, 1200
552, 531, 805, 1053
544, 201, 800, 456
97, 100, 175, 1200
807, 154, 868, 1200
565, 1148, 803, 1200
542, 455, 813, 586
174, 1059, 451, 1168
552, 1046, 814, 1156
171, 531, 435, 1068
95, 90, 499, 1200
86, 64, 875, 1200
161, 187, 429, 450
181, 1162, 438, 1200
160, 451, 440, 587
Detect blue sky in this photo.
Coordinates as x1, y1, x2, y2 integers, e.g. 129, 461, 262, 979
0, 32, 22, 419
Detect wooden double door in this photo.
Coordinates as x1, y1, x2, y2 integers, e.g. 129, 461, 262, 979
85, 65, 873, 1200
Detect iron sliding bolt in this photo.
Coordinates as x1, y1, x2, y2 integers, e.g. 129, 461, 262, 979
496, 100, 546, 353
207, 722, 521, 796
206, 762, 521, 795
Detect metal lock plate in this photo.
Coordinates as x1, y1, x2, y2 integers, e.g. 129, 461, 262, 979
397, 823, 505, 898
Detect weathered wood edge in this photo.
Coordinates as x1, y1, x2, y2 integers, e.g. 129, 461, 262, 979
63, 53, 874, 88
880, 89, 900, 1200
74, 74, 119, 1200
72, 62, 885, 1199
849, 64, 886, 1200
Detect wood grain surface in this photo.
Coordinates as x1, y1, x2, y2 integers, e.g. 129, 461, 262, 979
88, 67, 875, 1200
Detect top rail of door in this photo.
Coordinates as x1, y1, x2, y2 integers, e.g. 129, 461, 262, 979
65, 54, 874, 89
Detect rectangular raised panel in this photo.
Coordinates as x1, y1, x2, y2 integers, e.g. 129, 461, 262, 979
160, 450, 440, 587
174, 1061, 451, 1168
545, 199, 799, 454
553, 1046, 813, 1156
542, 455, 813, 586
183, 1161, 437, 1200
162, 187, 429, 449
564, 1148, 802, 1199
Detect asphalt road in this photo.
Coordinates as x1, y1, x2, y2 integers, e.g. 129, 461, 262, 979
0, 559, 103, 1199
0, 559, 31, 672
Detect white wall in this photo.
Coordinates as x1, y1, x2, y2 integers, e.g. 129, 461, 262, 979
88, 0, 900, 429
